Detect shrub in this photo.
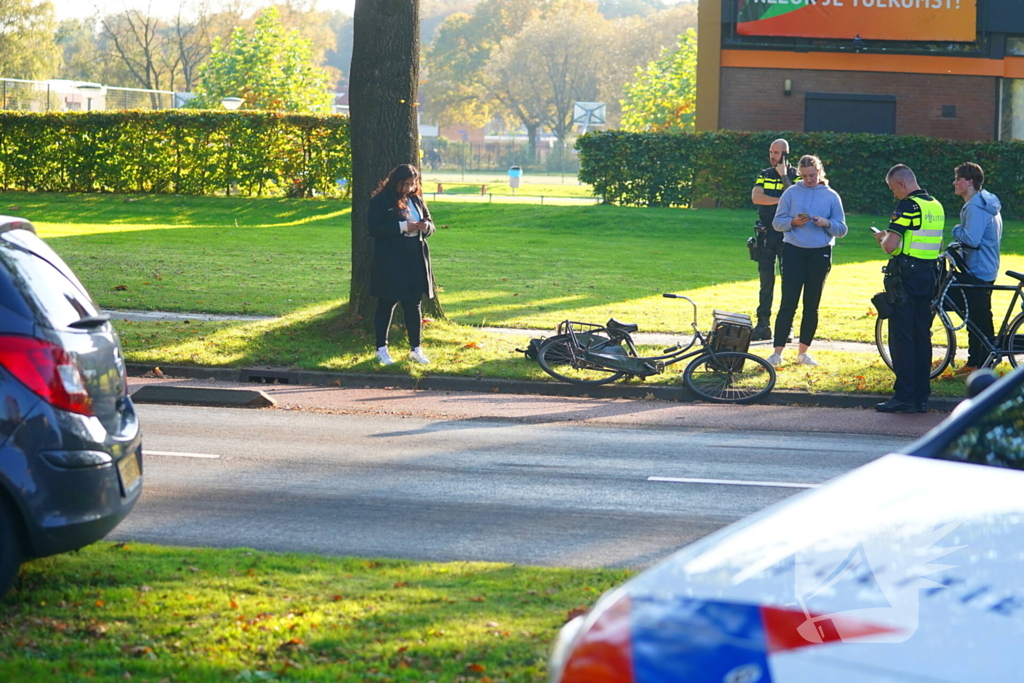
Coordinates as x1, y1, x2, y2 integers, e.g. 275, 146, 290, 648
0, 110, 350, 198
577, 130, 1024, 218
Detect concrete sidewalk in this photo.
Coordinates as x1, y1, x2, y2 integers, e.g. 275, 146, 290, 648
112, 308, 966, 414
126, 374, 946, 438
105, 309, 886, 355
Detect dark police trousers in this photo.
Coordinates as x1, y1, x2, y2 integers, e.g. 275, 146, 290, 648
888, 257, 938, 405
756, 229, 785, 324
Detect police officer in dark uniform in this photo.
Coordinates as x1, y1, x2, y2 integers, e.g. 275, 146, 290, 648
751, 138, 798, 341
875, 164, 945, 413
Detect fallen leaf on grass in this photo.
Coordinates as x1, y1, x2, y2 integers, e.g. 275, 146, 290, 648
278, 638, 306, 652
468, 596, 486, 602
113, 285, 129, 291
464, 341, 482, 349
467, 663, 486, 672
567, 605, 589, 621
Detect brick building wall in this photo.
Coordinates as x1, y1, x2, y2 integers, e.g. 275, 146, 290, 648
720, 67, 997, 140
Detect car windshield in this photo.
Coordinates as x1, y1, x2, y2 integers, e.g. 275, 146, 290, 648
937, 381, 1024, 470
0, 231, 100, 329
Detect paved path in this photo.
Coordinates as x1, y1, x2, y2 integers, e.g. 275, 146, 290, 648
105, 309, 884, 354
127, 376, 946, 438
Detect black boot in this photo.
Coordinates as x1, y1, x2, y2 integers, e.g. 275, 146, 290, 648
751, 321, 772, 342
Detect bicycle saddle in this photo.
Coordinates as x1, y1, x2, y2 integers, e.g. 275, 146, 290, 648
1007, 271, 1024, 283
606, 318, 639, 334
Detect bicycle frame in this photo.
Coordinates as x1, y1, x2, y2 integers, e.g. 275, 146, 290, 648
935, 252, 1024, 366
554, 293, 739, 377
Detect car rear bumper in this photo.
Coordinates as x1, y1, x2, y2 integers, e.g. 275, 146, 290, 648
0, 397, 143, 560
26, 448, 143, 558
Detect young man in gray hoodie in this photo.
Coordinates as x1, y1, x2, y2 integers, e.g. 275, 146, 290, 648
951, 162, 1003, 372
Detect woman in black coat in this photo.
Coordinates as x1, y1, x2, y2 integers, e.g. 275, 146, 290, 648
368, 164, 436, 365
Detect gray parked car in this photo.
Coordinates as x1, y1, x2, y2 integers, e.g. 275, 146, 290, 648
0, 216, 142, 597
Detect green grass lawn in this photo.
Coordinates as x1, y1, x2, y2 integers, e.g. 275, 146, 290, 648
11, 190, 1023, 395
1, 542, 628, 682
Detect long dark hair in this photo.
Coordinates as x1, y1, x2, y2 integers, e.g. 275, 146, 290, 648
372, 164, 421, 215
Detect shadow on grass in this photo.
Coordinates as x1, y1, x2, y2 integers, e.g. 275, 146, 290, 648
5, 190, 351, 229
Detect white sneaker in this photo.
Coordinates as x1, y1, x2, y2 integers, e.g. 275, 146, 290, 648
408, 346, 430, 364
796, 352, 819, 367
766, 352, 783, 367
376, 346, 394, 366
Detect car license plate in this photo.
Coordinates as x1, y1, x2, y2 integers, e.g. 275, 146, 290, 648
117, 451, 142, 495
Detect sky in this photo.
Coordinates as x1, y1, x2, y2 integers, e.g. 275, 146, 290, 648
50, 0, 355, 22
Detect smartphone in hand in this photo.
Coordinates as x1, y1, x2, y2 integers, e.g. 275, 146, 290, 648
870, 226, 882, 233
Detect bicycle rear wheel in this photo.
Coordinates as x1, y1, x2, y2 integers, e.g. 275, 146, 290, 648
875, 313, 955, 379
537, 335, 626, 385
683, 352, 776, 404
1004, 314, 1024, 368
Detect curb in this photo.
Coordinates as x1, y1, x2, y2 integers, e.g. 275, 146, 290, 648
126, 363, 963, 412
131, 385, 277, 408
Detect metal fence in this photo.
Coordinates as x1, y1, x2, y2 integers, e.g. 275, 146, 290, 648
0, 78, 179, 112
420, 139, 581, 175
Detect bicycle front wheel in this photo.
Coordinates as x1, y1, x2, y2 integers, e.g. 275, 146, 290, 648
683, 352, 776, 404
875, 313, 955, 379
537, 337, 626, 385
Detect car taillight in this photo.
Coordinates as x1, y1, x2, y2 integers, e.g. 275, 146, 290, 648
0, 335, 93, 416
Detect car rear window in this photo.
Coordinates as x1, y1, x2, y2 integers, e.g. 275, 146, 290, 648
0, 232, 100, 329
938, 384, 1024, 470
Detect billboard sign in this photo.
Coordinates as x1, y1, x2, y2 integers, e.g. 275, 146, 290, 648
736, 0, 977, 42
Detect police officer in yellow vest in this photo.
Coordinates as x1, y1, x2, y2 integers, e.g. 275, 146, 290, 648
875, 164, 944, 413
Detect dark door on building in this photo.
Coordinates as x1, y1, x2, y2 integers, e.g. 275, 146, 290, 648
805, 93, 896, 134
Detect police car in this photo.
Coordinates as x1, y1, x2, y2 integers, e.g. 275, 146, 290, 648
549, 370, 1024, 682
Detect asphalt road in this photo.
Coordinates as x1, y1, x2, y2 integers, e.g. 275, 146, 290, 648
112, 403, 909, 568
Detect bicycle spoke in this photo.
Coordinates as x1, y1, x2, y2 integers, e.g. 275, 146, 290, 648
875, 312, 955, 379
684, 352, 775, 403
538, 337, 625, 385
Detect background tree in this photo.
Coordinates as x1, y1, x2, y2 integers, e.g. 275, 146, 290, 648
421, 0, 535, 128
271, 1, 340, 87
99, 10, 175, 95
189, 7, 331, 112
323, 11, 354, 87
348, 0, 444, 324
601, 4, 696, 126
620, 27, 698, 133
0, 0, 60, 79
483, 2, 607, 147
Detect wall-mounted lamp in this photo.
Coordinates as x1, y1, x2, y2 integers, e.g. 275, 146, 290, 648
783, 79, 792, 96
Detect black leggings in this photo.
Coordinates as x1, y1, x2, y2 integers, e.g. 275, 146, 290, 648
375, 298, 422, 349
773, 243, 832, 348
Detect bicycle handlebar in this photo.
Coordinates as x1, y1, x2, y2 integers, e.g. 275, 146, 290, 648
663, 293, 699, 331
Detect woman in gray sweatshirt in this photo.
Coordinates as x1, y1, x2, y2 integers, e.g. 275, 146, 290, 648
769, 155, 848, 368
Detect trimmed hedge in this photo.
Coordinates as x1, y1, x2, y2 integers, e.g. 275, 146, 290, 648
577, 130, 1024, 219
0, 110, 350, 198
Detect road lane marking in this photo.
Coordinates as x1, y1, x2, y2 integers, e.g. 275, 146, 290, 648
146, 450, 221, 459
648, 476, 818, 489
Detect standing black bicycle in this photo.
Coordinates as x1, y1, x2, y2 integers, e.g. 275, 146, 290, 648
536, 294, 777, 403
875, 245, 1024, 377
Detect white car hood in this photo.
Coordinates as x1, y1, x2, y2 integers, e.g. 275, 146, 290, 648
564, 454, 1024, 682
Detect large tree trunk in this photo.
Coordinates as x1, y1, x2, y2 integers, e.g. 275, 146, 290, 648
347, 0, 444, 325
